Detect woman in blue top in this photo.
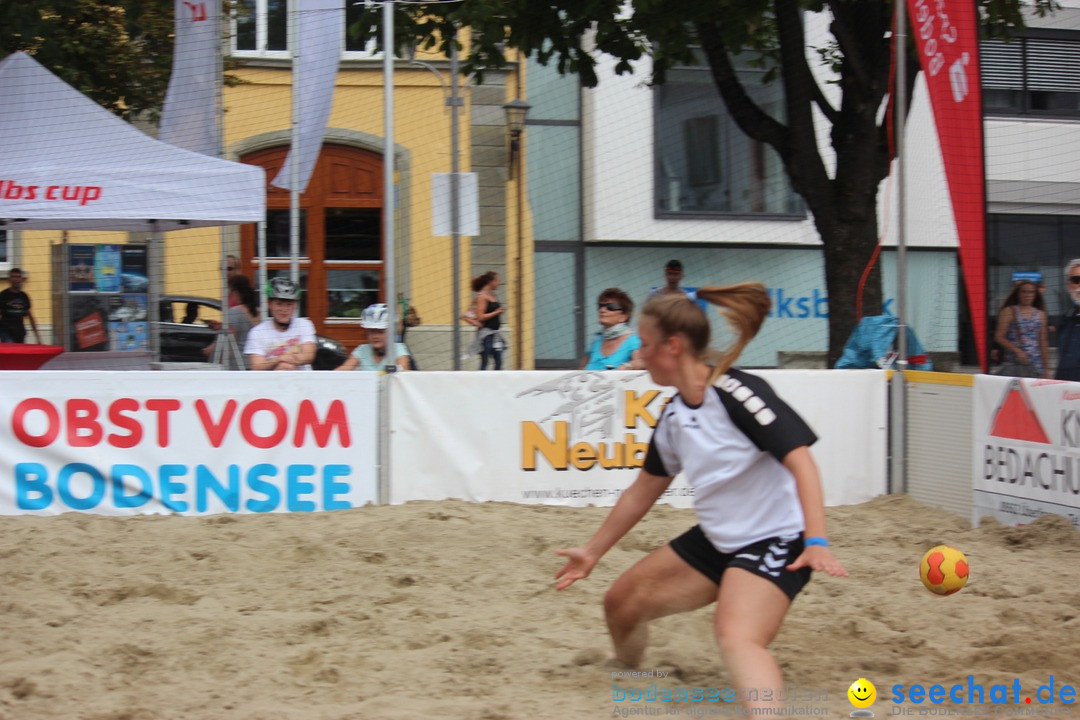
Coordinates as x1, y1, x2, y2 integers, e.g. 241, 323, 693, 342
581, 288, 643, 370
994, 279, 1050, 379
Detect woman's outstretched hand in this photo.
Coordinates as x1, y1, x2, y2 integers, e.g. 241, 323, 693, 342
554, 547, 599, 590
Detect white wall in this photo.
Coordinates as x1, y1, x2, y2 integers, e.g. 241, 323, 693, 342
583, 5, 1080, 246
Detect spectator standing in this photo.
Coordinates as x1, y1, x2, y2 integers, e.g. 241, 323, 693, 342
994, 279, 1050, 379
244, 277, 316, 371
0, 268, 42, 343
1056, 259, 1080, 381
226, 255, 241, 281
204, 274, 260, 369
645, 259, 696, 303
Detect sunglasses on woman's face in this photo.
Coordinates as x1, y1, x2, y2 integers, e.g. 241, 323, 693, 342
598, 302, 625, 312
1070, 275, 1080, 285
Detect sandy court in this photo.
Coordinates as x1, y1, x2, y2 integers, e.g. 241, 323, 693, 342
1, 494, 1079, 720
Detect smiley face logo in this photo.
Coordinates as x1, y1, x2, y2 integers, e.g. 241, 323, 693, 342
848, 678, 877, 712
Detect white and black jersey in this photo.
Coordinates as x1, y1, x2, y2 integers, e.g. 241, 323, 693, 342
644, 368, 818, 553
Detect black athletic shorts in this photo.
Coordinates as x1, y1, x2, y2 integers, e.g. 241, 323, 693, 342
669, 525, 812, 601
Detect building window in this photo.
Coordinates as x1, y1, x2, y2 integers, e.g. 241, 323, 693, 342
987, 214, 1080, 320
0, 230, 8, 266
982, 34, 1080, 117
232, 0, 377, 58
654, 53, 800, 217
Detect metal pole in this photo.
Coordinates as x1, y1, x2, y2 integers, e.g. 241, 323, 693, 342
891, 0, 908, 495
149, 222, 163, 361
61, 230, 71, 351
515, 150, 523, 370
383, 0, 397, 369
450, 29, 462, 370
511, 55, 529, 371
212, 7, 240, 368
257, 220, 268, 314
289, 2, 300, 283
896, 1, 908, 367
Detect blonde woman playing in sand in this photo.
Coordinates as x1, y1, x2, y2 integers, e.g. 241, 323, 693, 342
554, 284, 847, 715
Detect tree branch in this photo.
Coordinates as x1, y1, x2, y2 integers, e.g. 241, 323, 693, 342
773, 0, 829, 205
694, 21, 787, 152
827, 1, 875, 90
812, 78, 840, 125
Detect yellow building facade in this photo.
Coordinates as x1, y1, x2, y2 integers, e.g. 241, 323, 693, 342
10, 43, 533, 369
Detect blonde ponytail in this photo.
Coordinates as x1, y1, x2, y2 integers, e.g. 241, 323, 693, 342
696, 283, 771, 384
639, 283, 771, 384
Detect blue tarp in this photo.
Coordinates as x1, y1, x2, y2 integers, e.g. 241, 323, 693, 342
834, 315, 933, 370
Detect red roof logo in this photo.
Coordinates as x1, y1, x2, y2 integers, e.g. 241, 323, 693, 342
989, 379, 1051, 444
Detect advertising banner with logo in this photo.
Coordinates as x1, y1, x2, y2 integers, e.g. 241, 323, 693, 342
973, 376, 1080, 528
388, 370, 886, 508
0, 373, 378, 516
905, 0, 987, 369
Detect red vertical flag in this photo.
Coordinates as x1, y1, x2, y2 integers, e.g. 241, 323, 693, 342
906, 0, 987, 370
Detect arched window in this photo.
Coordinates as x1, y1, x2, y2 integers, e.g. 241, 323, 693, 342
240, 143, 383, 349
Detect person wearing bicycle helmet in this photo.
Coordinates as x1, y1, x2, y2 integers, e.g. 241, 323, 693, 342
335, 302, 412, 372
244, 277, 317, 370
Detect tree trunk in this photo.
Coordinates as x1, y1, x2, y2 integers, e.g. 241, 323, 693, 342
815, 207, 884, 366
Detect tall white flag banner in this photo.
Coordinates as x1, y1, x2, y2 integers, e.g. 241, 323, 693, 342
272, 0, 344, 192
159, 0, 221, 156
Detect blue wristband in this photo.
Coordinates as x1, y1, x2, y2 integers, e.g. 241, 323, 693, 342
804, 536, 829, 547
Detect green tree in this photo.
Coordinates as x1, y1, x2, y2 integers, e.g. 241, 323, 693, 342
353, 0, 1055, 363
0, 0, 174, 119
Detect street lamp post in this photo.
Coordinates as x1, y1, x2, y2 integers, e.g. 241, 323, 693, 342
413, 33, 465, 369
502, 98, 530, 369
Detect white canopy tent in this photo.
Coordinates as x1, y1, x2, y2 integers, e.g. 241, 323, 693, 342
0, 52, 264, 231
0, 52, 265, 367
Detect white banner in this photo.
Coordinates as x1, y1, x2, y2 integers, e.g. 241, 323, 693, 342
160, 0, 222, 155
0, 373, 378, 516
432, 173, 480, 236
272, 0, 343, 192
388, 370, 886, 508
973, 375, 1080, 529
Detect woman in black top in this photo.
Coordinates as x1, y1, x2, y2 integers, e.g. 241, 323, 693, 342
470, 271, 505, 370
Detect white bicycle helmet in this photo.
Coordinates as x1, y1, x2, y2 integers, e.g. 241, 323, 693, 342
266, 277, 302, 301
360, 303, 389, 329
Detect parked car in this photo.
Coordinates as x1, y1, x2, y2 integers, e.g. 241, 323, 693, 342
158, 296, 348, 370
